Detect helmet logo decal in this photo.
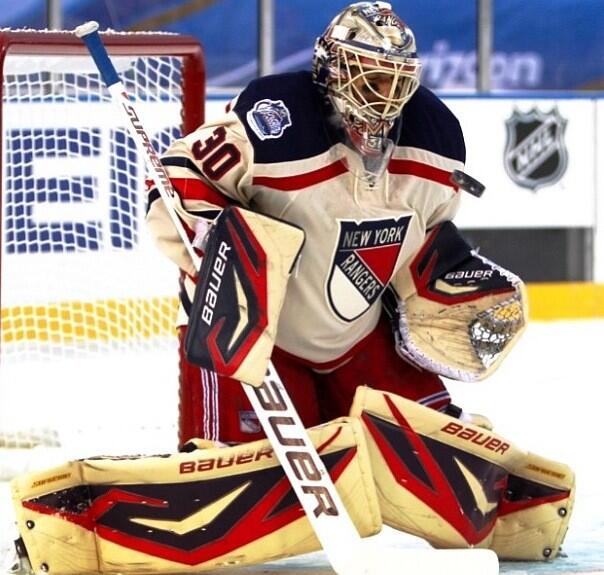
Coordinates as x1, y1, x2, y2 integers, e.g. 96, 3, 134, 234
246, 99, 292, 141
504, 107, 568, 191
326, 216, 411, 321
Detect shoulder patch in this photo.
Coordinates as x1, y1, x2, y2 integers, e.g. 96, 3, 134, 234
246, 99, 292, 140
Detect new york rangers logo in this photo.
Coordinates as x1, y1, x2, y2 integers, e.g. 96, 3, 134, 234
504, 107, 568, 191
327, 217, 411, 321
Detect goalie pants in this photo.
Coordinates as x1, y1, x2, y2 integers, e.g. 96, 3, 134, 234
178, 313, 451, 446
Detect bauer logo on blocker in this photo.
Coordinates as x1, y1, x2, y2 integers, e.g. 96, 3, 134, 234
504, 107, 568, 191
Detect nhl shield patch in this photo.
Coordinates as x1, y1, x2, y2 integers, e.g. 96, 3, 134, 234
504, 107, 568, 191
327, 216, 411, 321
246, 99, 292, 140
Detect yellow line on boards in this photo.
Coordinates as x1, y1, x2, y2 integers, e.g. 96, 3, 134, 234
1, 284, 603, 344
1, 297, 179, 343
526, 283, 604, 321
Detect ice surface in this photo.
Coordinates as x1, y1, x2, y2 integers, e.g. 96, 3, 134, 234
1, 320, 603, 574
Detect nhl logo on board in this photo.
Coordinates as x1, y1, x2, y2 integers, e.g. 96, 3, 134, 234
327, 216, 410, 322
504, 107, 568, 191
247, 99, 292, 140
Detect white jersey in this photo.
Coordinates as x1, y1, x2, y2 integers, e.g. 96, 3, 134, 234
146, 71, 465, 368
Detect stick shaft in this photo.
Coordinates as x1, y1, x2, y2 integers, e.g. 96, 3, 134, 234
76, 22, 366, 575
77, 23, 200, 270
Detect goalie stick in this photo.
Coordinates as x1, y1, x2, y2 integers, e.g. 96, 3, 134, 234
74, 21, 499, 575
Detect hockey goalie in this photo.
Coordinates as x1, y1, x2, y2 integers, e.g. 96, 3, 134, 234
11, 2, 573, 573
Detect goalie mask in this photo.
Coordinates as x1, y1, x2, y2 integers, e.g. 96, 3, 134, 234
313, 2, 422, 181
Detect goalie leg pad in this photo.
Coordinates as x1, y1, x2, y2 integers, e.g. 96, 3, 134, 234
349, 386, 574, 560
350, 386, 517, 550
490, 451, 575, 560
11, 417, 381, 575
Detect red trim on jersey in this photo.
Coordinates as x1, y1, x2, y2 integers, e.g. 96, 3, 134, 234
388, 159, 459, 191
252, 160, 348, 191
146, 179, 198, 243
170, 177, 231, 207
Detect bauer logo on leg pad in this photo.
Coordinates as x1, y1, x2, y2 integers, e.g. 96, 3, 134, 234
185, 206, 304, 386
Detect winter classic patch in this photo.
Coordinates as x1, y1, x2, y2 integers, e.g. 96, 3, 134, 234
247, 99, 292, 140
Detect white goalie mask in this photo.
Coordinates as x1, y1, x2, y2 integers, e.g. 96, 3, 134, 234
313, 2, 422, 180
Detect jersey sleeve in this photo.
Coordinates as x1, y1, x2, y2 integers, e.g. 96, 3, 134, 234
399, 85, 466, 230
426, 190, 462, 229
145, 107, 255, 276
385, 87, 470, 342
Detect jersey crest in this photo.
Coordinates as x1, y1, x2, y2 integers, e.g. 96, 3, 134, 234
247, 99, 292, 140
327, 216, 411, 321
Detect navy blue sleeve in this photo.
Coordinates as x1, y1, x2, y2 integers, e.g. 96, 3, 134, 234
398, 86, 466, 164
232, 71, 333, 164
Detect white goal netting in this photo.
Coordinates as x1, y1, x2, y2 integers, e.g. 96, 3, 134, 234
0, 31, 204, 474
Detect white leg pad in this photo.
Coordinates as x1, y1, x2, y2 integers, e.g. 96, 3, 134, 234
350, 386, 574, 562
490, 451, 575, 560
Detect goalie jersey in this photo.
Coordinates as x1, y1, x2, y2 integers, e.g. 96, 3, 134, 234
146, 71, 465, 368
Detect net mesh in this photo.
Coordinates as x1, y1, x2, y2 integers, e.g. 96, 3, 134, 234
470, 296, 525, 368
0, 46, 192, 460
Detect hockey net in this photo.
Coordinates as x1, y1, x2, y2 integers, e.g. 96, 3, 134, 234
0, 28, 205, 478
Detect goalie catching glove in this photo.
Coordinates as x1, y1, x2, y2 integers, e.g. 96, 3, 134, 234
383, 221, 528, 381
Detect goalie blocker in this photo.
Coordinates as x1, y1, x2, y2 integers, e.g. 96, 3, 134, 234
184, 206, 304, 388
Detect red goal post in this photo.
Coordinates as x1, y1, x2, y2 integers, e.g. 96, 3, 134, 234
0, 28, 205, 466
0, 27, 205, 129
